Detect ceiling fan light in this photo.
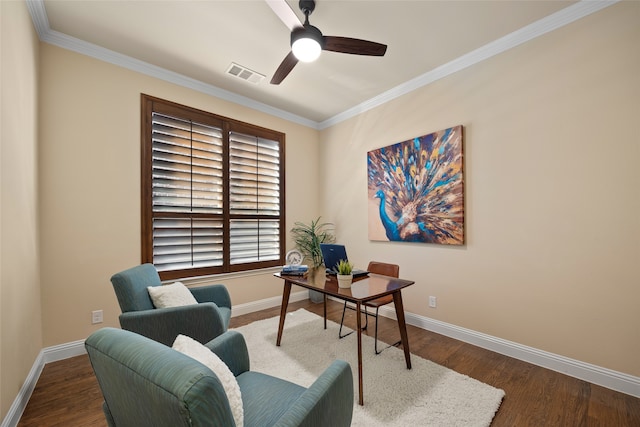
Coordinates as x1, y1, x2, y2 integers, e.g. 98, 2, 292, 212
292, 37, 321, 62
291, 25, 323, 63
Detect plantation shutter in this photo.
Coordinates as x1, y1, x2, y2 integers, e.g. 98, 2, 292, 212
151, 112, 224, 272
142, 95, 285, 280
229, 131, 281, 265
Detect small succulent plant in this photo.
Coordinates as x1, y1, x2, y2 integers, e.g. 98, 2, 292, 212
336, 259, 353, 275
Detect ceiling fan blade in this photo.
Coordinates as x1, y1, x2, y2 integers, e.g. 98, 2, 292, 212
265, 0, 302, 31
270, 51, 299, 85
323, 36, 387, 56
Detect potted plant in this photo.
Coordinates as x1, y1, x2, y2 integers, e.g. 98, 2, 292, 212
290, 217, 335, 268
291, 217, 335, 302
336, 259, 354, 288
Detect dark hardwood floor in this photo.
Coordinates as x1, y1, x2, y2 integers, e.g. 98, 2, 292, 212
17, 299, 640, 426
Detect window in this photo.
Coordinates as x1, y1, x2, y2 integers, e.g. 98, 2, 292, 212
141, 95, 285, 280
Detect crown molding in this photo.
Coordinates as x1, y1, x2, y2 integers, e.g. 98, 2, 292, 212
318, 0, 618, 129
26, 0, 617, 128
25, 0, 319, 130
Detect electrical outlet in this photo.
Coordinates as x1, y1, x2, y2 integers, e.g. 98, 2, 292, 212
428, 296, 437, 308
92, 310, 103, 324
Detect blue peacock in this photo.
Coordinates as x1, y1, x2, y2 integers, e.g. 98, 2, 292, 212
367, 126, 464, 244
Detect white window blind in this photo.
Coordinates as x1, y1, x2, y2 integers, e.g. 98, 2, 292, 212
142, 95, 284, 280
229, 131, 281, 265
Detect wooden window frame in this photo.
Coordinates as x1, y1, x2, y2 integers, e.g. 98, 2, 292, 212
141, 94, 285, 281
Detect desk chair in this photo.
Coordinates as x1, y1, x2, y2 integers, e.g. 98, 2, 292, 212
338, 261, 401, 354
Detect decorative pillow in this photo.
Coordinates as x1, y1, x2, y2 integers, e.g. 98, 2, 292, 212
173, 334, 243, 427
147, 281, 197, 308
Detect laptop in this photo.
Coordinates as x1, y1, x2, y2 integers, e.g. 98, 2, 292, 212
320, 243, 369, 277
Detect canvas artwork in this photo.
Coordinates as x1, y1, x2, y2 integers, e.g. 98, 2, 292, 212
367, 125, 464, 244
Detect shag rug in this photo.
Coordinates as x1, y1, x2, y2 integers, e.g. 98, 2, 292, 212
234, 309, 504, 426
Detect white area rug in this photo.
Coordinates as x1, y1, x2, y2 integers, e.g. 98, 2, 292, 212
234, 309, 505, 426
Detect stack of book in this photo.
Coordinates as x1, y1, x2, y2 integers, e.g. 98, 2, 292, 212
280, 264, 309, 276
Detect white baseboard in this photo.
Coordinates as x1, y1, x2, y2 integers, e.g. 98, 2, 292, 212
42, 339, 88, 363
372, 304, 640, 398
1, 339, 88, 427
5, 291, 637, 427
25, 289, 310, 362
0, 352, 44, 427
230, 290, 309, 317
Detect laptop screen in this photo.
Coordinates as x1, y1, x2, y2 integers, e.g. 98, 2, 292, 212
320, 243, 349, 273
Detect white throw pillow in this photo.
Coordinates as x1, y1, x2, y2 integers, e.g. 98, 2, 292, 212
147, 281, 197, 308
173, 334, 243, 427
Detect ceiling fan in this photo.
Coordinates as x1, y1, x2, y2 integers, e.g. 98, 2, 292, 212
267, 0, 387, 85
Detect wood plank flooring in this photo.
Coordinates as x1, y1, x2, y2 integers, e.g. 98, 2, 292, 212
17, 299, 640, 426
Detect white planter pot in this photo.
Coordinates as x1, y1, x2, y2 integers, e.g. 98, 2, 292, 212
337, 274, 353, 288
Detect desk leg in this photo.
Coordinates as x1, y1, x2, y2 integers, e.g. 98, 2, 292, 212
323, 294, 327, 330
276, 280, 292, 347
355, 301, 364, 405
393, 291, 412, 370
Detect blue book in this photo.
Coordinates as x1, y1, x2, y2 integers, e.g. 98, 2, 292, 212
281, 264, 308, 274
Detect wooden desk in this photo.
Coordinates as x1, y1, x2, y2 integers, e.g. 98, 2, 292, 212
274, 270, 414, 405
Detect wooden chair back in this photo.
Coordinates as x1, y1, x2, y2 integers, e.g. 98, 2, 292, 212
367, 261, 400, 278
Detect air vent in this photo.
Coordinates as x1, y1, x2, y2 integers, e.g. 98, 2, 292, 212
226, 63, 265, 84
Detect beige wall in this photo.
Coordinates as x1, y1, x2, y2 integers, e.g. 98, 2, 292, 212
38, 44, 321, 347
320, 2, 639, 376
2, 1, 638, 419
1, 0, 43, 419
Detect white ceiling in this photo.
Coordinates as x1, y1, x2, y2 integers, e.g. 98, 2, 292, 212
34, 0, 599, 127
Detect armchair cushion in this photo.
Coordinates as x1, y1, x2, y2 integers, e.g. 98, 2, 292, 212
173, 334, 243, 427
147, 281, 197, 308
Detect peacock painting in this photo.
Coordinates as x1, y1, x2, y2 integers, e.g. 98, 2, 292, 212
367, 125, 464, 244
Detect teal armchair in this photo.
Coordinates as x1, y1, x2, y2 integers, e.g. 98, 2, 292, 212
111, 263, 232, 346
85, 328, 354, 427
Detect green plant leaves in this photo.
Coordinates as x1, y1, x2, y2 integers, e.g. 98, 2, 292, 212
290, 217, 336, 268
336, 259, 353, 275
